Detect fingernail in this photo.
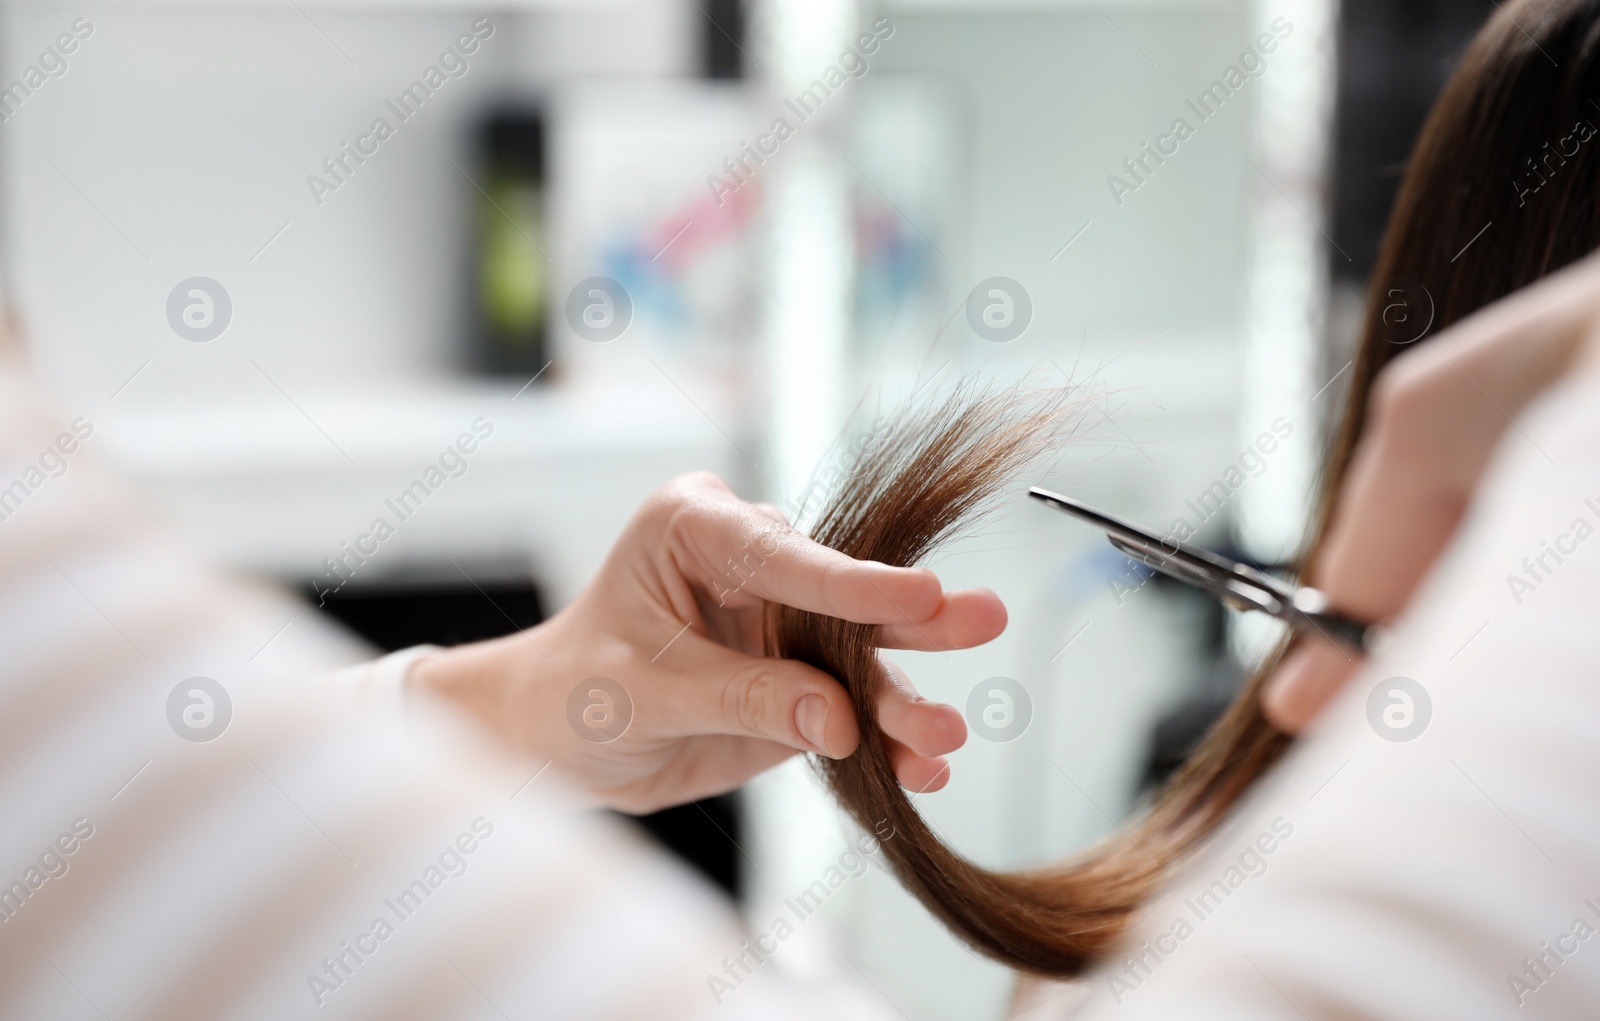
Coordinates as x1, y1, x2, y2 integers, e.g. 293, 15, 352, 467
795, 694, 829, 754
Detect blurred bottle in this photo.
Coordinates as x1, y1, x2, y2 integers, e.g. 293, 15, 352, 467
473, 109, 548, 376
700, 0, 746, 79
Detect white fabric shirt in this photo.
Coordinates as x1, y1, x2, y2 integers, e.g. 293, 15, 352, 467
0, 359, 894, 1021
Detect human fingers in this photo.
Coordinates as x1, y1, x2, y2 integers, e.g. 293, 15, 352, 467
875, 656, 967, 758
1261, 256, 1600, 732
1322, 258, 1600, 606
877, 587, 1007, 651
1306, 394, 1475, 631
615, 735, 802, 813
1258, 372, 1474, 732
1261, 642, 1358, 733
876, 657, 962, 791
750, 502, 790, 525
887, 737, 953, 793
660, 474, 944, 623
652, 632, 862, 759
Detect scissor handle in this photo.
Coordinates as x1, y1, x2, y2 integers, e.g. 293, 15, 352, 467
1109, 534, 1381, 653
1286, 587, 1387, 654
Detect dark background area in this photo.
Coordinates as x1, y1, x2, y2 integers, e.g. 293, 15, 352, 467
698, 0, 748, 80
1329, 0, 1498, 278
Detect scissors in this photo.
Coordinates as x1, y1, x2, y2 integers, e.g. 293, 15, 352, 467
1028, 487, 1384, 654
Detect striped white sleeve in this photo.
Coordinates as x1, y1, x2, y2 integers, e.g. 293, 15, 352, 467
317, 646, 442, 717
0, 365, 895, 1021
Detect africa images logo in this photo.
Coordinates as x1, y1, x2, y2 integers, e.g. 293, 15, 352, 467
166, 677, 232, 743
966, 676, 1032, 742
565, 677, 633, 744
166, 278, 232, 343
1365, 676, 1431, 743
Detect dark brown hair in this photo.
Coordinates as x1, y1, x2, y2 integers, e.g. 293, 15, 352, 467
769, 0, 1600, 977
1324, 0, 1600, 500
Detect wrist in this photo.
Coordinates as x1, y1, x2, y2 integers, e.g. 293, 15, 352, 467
410, 621, 562, 754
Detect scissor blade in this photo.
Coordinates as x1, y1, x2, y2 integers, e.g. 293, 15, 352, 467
1030, 486, 1378, 653
1028, 487, 1297, 602
1107, 535, 1282, 615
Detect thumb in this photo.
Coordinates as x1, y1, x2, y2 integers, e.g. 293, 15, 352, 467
1262, 642, 1358, 732
656, 635, 863, 759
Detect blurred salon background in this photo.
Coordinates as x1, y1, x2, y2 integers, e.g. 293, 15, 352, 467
0, 0, 1497, 1016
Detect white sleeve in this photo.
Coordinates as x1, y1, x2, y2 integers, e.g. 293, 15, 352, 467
317, 645, 442, 716
0, 363, 896, 1021
1044, 361, 1600, 1020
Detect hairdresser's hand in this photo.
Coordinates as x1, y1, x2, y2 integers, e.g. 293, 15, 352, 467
412, 472, 1000, 813
1263, 253, 1600, 732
